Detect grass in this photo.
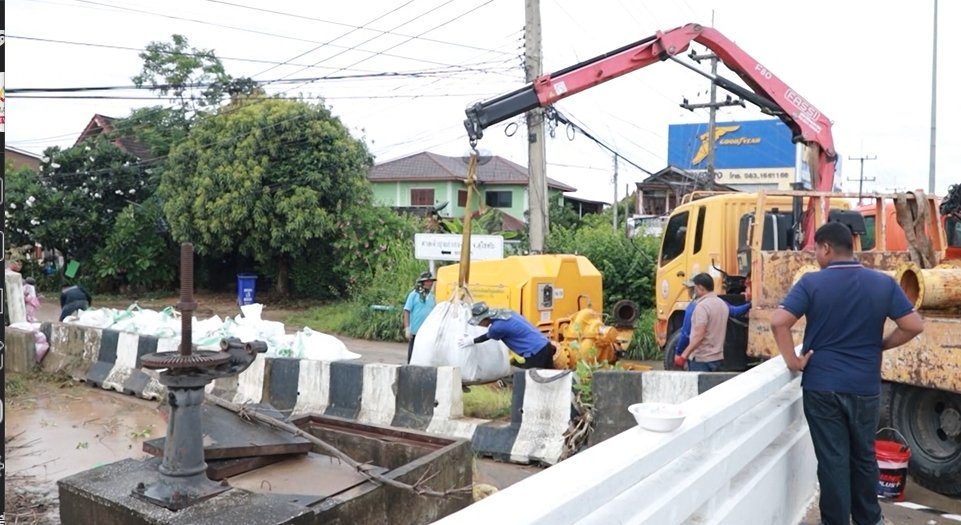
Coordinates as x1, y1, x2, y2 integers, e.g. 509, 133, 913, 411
463, 384, 513, 420
6, 374, 29, 398
6, 369, 74, 400
286, 302, 353, 335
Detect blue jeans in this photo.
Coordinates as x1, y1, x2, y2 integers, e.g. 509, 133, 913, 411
687, 359, 722, 372
803, 390, 883, 525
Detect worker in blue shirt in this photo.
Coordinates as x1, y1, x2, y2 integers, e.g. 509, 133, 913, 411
673, 278, 752, 369
459, 302, 555, 369
403, 272, 437, 363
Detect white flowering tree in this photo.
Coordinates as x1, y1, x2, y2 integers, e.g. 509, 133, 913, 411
6, 137, 156, 270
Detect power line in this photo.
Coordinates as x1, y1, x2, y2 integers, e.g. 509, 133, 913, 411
7, 64, 517, 93
205, 0, 514, 60
5, 34, 438, 74
8, 93, 495, 101
550, 109, 654, 175
69, 0, 504, 72
248, 0, 420, 80
277, 0, 500, 97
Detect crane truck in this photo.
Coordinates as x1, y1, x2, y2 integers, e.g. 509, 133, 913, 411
463, 23, 961, 496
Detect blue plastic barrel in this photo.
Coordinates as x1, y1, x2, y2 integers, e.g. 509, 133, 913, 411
236, 273, 258, 305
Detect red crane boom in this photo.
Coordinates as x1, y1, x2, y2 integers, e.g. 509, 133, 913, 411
464, 23, 836, 248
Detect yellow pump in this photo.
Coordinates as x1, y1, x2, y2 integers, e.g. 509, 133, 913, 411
435, 254, 640, 369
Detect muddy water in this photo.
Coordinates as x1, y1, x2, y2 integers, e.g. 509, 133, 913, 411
228, 452, 381, 501
6, 382, 167, 523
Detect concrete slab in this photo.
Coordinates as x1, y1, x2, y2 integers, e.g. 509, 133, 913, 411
143, 403, 311, 460
58, 457, 314, 525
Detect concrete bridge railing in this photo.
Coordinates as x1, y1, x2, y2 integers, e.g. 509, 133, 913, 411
435, 356, 817, 525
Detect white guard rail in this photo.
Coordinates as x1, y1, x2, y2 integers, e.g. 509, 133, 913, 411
436, 356, 817, 525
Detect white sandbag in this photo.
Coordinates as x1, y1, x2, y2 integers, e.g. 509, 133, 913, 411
290, 328, 359, 361
409, 300, 510, 384
240, 303, 264, 321
72, 308, 115, 328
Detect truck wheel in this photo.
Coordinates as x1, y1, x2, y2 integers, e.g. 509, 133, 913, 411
890, 383, 961, 496
662, 332, 681, 371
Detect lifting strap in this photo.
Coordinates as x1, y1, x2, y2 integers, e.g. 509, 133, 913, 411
895, 191, 938, 269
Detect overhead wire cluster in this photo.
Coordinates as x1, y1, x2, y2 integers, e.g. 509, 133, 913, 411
8, 0, 525, 156
10, 0, 730, 183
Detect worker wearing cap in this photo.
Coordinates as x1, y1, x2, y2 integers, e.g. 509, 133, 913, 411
459, 302, 555, 369
673, 276, 752, 369
675, 273, 729, 371
403, 271, 437, 363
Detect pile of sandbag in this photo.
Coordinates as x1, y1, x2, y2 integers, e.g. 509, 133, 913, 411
64, 303, 359, 362
409, 300, 510, 384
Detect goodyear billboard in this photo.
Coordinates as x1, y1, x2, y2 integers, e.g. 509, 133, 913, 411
667, 119, 798, 189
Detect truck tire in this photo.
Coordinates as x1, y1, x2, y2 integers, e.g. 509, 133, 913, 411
890, 383, 961, 496
662, 332, 681, 371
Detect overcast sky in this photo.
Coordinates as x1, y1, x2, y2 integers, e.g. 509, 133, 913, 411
6, 0, 958, 202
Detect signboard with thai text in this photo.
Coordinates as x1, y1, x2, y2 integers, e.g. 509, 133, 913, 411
414, 233, 505, 261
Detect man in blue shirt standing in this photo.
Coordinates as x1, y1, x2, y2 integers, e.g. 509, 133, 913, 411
459, 302, 555, 369
771, 222, 923, 525
403, 272, 437, 363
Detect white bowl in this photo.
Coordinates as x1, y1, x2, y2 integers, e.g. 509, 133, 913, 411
628, 402, 686, 432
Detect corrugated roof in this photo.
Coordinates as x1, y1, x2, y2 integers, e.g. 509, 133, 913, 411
369, 151, 577, 192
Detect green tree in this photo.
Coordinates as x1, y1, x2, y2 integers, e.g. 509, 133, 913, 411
160, 97, 374, 295
133, 34, 257, 115
112, 106, 190, 158
549, 198, 584, 230
93, 198, 178, 292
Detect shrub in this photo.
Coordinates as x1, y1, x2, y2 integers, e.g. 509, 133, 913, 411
546, 218, 659, 311
626, 308, 661, 361
338, 242, 431, 341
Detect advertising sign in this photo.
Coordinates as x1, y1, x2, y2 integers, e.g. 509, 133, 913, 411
668, 119, 797, 170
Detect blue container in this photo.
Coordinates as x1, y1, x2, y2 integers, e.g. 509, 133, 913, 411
237, 273, 258, 305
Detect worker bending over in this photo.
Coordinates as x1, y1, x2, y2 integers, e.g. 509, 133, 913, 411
459, 302, 555, 369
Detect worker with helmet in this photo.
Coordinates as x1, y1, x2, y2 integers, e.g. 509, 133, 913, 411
403, 271, 437, 363
459, 302, 556, 369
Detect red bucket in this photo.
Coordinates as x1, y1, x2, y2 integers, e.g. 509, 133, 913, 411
875, 427, 911, 501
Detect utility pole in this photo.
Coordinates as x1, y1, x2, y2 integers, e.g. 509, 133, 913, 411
680, 12, 743, 190
928, 0, 938, 193
525, 0, 548, 253
847, 154, 877, 202
681, 69, 744, 189
612, 153, 619, 231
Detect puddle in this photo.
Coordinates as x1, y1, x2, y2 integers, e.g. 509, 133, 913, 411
6, 382, 166, 523
7, 385, 165, 481
228, 452, 384, 504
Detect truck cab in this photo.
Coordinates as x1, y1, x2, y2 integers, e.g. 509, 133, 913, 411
654, 192, 850, 354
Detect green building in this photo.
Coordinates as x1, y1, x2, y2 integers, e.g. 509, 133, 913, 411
368, 152, 577, 229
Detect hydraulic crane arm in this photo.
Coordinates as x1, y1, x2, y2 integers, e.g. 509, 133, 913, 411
464, 23, 836, 248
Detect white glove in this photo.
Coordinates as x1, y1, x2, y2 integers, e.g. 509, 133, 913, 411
404, 327, 412, 340
458, 337, 474, 349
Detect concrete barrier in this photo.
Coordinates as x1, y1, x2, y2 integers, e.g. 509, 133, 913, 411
471, 369, 574, 465
6, 326, 39, 373
21, 322, 579, 464
41, 322, 101, 378
589, 370, 737, 446
4, 271, 27, 324
435, 357, 817, 525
